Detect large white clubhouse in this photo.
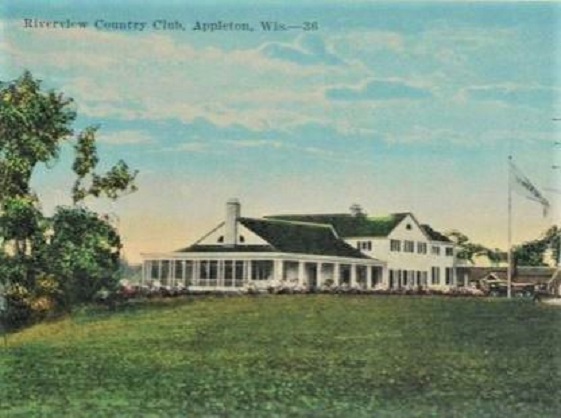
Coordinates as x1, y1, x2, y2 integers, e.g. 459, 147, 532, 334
141, 200, 457, 292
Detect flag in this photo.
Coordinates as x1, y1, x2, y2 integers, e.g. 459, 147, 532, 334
510, 161, 550, 217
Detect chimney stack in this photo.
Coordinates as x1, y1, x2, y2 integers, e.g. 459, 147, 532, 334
225, 198, 241, 246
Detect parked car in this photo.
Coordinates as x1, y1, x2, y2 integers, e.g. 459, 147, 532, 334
486, 280, 534, 298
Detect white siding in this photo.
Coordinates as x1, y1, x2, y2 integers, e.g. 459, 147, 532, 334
344, 214, 457, 289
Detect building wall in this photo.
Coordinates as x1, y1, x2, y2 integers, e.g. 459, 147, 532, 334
345, 214, 457, 288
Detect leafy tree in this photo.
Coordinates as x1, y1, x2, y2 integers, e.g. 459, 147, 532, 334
485, 248, 508, 267
47, 207, 122, 308
513, 226, 560, 267
445, 230, 490, 263
1, 70, 138, 204
72, 126, 137, 204
0, 196, 46, 257
0, 71, 75, 201
0, 71, 138, 320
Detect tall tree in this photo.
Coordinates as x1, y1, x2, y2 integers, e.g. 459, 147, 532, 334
0, 71, 138, 317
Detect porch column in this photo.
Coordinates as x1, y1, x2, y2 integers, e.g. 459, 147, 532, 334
334, 263, 341, 286
350, 264, 357, 287
317, 263, 323, 288
298, 261, 305, 287
366, 266, 372, 289
170, 261, 176, 288
192, 260, 199, 286
142, 261, 146, 286
274, 259, 284, 282
218, 260, 224, 287
246, 260, 252, 284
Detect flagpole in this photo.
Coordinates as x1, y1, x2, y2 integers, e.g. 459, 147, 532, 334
507, 155, 513, 299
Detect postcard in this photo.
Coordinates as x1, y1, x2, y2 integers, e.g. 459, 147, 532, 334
1, 1, 559, 417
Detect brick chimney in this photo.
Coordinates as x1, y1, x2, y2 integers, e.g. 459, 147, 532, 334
224, 198, 241, 247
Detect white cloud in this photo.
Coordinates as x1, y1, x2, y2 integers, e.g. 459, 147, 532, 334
97, 130, 154, 145
1, 19, 374, 133
383, 126, 473, 146
225, 139, 284, 149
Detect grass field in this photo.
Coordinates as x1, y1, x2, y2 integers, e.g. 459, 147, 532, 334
1, 295, 560, 417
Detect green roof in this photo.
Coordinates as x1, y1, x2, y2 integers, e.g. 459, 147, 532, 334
420, 225, 451, 243
177, 218, 370, 259
239, 218, 369, 258
265, 213, 410, 238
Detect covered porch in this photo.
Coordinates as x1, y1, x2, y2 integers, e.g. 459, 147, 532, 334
142, 252, 385, 292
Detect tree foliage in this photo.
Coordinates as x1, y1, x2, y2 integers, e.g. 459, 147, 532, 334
48, 207, 122, 308
514, 225, 560, 267
446, 230, 488, 263
445, 230, 507, 266
0, 71, 75, 200
0, 71, 138, 326
72, 126, 138, 204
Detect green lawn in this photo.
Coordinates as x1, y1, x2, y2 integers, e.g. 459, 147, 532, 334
1, 295, 560, 417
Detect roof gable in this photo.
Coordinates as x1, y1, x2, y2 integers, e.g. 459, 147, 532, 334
192, 221, 269, 247
385, 213, 430, 241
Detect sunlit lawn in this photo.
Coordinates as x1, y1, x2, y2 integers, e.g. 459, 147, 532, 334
1, 295, 560, 417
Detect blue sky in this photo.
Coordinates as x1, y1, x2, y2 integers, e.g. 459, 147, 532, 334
1, 1, 559, 262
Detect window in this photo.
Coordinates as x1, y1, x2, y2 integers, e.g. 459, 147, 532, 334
403, 270, 413, 287
161, 260, 170, 284
198, 261, 218, 286
404, 240, 414, 253
431, 267, 440, 285
209, 261, 218, 280
357, 241, 372, 251
370, 267, 380, 287
224, 260, 234, 286
390, 239, 401, 252
184, 261, 193, 283
235, 261, 244, 286
417, 242, 427, 254
406, 223, 412, 230
431, 245, 440, 256
445, 267, 454, 285
174, 261, 184, 280
150, 261, 159, 280
389, 269, 395, 288
223, 260, 244, 287
445, 247, 454, 257
251, 260, 273, 281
